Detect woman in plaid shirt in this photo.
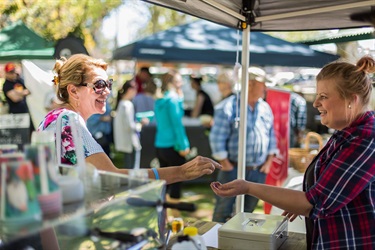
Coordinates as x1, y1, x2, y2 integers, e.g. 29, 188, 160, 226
211, 55, 375, 249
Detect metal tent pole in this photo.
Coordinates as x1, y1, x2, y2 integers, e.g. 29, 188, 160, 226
235, 24, 250, 214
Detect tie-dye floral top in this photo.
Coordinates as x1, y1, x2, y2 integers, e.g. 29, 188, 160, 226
38, 108, 103, 166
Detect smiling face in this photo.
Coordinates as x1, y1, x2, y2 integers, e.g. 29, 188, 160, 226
313, 79, 350, 130
75, 66, 110, 120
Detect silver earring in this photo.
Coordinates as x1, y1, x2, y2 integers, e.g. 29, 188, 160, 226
348, 104, 351, 109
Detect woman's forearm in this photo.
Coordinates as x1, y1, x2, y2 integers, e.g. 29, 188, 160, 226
152, 156, 221, 184
153, 167, 183, 184
88, 154, 220, 185
247, 182, 313, 217
87, 153, 181, 184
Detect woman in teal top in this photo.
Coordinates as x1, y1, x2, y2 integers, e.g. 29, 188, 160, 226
154, 70, 190, 199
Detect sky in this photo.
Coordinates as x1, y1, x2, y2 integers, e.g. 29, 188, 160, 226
101, 2, 150, 48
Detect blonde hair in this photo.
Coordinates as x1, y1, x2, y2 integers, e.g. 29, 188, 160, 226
53, 54, 108, 103
317, 56, 375, 111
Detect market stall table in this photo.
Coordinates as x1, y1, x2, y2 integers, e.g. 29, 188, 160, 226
167, 220, 306, 250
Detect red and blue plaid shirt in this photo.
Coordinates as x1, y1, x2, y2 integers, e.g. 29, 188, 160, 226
305, 111, 375, 249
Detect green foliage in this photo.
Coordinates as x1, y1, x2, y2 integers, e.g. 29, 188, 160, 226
0, 1, 192, 56
140, 4, 194, 37
0, 0, 122, 51
1, 2, 18, 16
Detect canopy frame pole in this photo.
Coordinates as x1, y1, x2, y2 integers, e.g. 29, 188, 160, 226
199, 0, 247, 21
235, 24, 250, 214
256, 1, 374, 22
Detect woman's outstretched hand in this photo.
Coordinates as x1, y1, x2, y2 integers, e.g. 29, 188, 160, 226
181, 156, 222, 181
210, 179, 249, 197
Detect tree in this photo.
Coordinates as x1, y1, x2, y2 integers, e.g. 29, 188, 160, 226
0, 0, 122, 53
143, 5, 192, 35
0, 1, 192, 57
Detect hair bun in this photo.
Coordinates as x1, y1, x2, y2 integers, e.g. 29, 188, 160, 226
356, 56, 375, 74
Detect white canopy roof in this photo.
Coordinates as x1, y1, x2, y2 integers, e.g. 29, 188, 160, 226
143, 0, 374, 30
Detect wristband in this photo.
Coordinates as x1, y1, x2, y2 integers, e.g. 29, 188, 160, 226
152, 168, 160, 180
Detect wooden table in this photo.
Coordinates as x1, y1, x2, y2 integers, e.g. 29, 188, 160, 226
167, 220, 306, 250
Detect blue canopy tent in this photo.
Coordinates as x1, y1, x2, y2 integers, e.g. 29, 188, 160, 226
112, 19, 339, 67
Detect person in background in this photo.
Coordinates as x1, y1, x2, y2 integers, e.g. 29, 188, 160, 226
38, 54, 221, 184
216, 71, 235, 101
2, 62, 34, 133
289, 91, 307, 148
87, 99, 113, 158
133, 79, 157, 125
113, 79, 141, 169
209, 66, 278, 223
190, 75, 214, 118
203, 71, 235, 128
211, 56, 375, 249
134, 67, 153, 94
154, 70, 190, 201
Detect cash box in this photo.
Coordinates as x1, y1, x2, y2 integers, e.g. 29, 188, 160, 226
218, 212, 288, 250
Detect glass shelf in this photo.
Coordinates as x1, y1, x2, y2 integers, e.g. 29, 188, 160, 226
0, 170, 166, 250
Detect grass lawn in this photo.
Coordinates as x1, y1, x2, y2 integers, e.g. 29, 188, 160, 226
179, 183, 216, 223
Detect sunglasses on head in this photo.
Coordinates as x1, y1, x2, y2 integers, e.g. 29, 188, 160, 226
80, 79, 113, 94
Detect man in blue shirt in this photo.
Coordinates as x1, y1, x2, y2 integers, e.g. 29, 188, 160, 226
289, 91, 307, 148
209, 67, 278, 223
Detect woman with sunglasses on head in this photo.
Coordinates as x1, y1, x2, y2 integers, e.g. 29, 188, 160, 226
38, 54, 221, 184
211, 56, 375, 249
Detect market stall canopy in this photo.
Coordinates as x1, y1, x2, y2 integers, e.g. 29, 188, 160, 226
113, 19, 339, 67
0, 21, 54, 61
142, 0, 374, 31
301, 28, 374, 45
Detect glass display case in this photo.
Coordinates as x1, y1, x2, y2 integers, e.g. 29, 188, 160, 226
0, 170, 166, 250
